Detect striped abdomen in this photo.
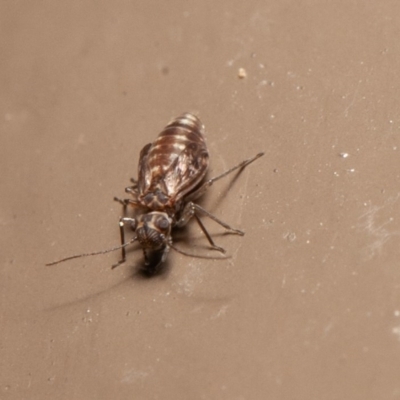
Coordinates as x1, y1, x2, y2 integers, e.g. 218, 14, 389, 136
138, 113, 209, 211
147, 113, 207, 176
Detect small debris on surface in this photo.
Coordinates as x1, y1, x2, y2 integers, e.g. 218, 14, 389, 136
238, 68, 247, 79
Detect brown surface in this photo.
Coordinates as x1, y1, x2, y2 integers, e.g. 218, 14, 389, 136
2, 1, 400, 399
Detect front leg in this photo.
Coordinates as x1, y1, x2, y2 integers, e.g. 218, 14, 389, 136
112, 217, 137, 269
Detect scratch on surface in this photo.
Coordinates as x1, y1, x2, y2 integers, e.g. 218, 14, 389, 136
175, 262, 204, 296
323, 320, 334, 336
358, 195, 400, 260
210, 304, 229, 319
121, 367, 153, 384
344, 79, 361, 117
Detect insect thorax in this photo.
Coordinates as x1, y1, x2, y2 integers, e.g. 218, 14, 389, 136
139, 188, 173, 211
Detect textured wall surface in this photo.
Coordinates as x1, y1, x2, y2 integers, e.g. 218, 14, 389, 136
2, 1, 400, 399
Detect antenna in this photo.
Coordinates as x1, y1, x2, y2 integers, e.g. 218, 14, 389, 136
46, 237, 137, 266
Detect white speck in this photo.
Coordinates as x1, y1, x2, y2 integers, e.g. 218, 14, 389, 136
392, 325, 400, 341
339, 152, 349, 158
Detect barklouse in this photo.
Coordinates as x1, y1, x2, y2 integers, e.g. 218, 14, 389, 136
47, 113, 264, 269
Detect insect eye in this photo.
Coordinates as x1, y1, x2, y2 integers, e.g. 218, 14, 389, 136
156, 217, 170, 231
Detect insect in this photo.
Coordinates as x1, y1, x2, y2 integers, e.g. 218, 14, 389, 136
47, 113, 264, 269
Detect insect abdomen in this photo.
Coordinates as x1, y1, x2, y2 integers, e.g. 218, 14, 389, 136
147, 113, 207, 173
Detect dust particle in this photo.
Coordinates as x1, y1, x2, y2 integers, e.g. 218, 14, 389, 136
238, 68, 247, 79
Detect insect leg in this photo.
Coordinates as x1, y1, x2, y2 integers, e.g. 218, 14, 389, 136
193, 214, 226, 253
177, 202, 243, 253
113, 197, 136, 207
125, 186, 137, 195
112, 217, 136, 269
190, 203, 244, 235
115, 185, 139, 206
186, 152, 264, 202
